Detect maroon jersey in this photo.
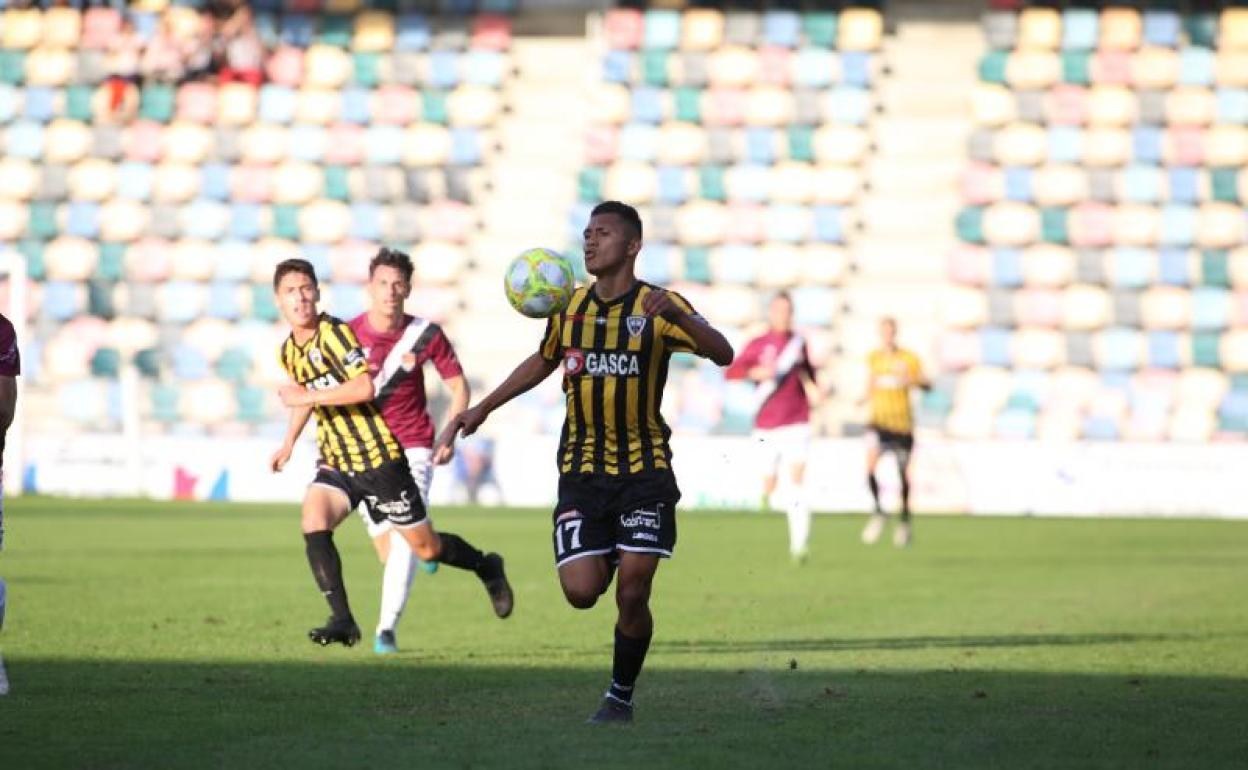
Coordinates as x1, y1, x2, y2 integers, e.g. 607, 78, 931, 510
349, 313, 463, 449
0, 313, 19, 467
724, 330, 814, 430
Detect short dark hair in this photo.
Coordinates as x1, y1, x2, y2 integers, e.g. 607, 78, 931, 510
273, 258, 317, 291
369, 246, 414, 284
772, 291, 792, 305
590, 200, 643, 240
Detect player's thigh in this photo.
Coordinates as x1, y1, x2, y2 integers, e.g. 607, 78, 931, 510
552, 510, 615, 602
405, 447, 433, 509
556, 554, 612, 606
864, 430, 883, 471
302, 473, 353, 532
753, 429, 783, 478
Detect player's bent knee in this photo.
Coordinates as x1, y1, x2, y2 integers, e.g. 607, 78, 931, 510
562, 585, 601, 610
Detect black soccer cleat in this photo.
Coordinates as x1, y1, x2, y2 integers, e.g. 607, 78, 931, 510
587, 696, 634, 725
308, 616, 361, 647
477, 553, 514, 619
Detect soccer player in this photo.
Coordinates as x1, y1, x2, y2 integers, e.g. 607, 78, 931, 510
0, 312, 18, 695
268, 259, 512, 647
724, 292, 820, 562
861, 317, 929, 548
439, 201, 734, 723
349, 247, 470, 654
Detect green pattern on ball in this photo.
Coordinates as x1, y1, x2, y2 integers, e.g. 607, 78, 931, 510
503, 248, 576, 319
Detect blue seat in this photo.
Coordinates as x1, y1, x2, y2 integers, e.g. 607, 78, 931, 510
841, 53, 871, 88
1131, 127, 1163, 164
1008, 370, 1049, 411
116, 162, 153, 201
762, 10, 801, 48
1218, 391, 1248, 424
1082, 415, 1119, 440
340, 87, 370, 124
618, 123, 658, 162
1107, 248, 1152, 288
183, 200, 227, 240
991, 248, 1025, 288
43, 281, 82, 321
638, 243, 673, 284
1061, 8, 1098, 50
825, 86, 870, 125
1004, 167, 1032, 202
172, 343, 210, 380
812, 206, 844, 243
715, 245, 756, 284
280, 14, 315, 47
1147, 331, 1181, 368
200, 163, 230, 201
5, 121, 44, 159
792, 286, 835, 327
1190, 287, 1230, 331
1160, 205, 1196, 246
1216, 88, 1248, 125
449, 127, 481, 165
303, 244, 331, 281
1099, 328, 1140, 371
980, 327, 1011, 367
253, 11, 280, 48
349, 203, 382, 241
1178, 47, 1214, 86
656, 165, 687, 204
429, 51, 460, 89
328, 283, 368, 320
996, 409, 1036, 439
207, 281, 241, 320
132, 11, 159, 40
767, 204, 808, 243
603, 50, 632, 84
1142, 10, 1180, 47
215, 241, 252, 281
631, 87, 664, 124
230, 204, 262, 241
1120, 165, 1161, 203
729, 164, 768, 203
643, 10, 681, 50
1158, 248, 1189, 285
793, 48, 833, 89
1048, 126, 1083, 163
1167, 167, 1198, 204
66, 202, 100, 238
161, 282, 205, 324
289, 124, 327, 162
463, 51, 504, 87
365, 126, 403, 164
0, 84, 19, 123
23, 87, 55, 123
745, 128, 775, 164
61, 380, 108, 425
258, 85, 296, 124
395, 14, 431, 52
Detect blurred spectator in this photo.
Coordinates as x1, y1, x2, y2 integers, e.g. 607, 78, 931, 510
451, 436, 502, 506
217, 4, 264, 86
105, 18, 143, 117
182, 9, 219, 83
141, 16, 188, 84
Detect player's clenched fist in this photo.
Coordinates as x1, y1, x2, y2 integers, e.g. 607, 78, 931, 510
640, 287, 684, 321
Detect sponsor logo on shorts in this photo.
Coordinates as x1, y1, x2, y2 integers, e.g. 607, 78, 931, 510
632, 532, 659, 542
620, 506, 661, 530
366, 490, 413, 517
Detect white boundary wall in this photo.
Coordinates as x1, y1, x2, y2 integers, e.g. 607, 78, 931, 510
15, 433, 1247, 519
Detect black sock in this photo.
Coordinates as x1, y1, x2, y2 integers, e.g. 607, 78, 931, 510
867, 473, 881, 512
436, 532, 486, 573
900, 475, 911, 522
304, 531, 352, 621
607, 626, 652, 704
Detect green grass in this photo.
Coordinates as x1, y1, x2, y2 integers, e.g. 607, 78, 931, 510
1, 498, 1246, 769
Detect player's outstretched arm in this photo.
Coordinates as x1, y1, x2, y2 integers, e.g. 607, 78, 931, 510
642, 289, 734, 366
271, 403, 313, 472
437, 353, 558, 447
278, 372, 376, 409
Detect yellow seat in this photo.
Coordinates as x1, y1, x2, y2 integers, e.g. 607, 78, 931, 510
3, 9, 44, 50
67, 158, 117, 202
0, 158, 39, 201
353, 11, 395, 53
1017, 7, 1061, 50
43, 7, 82, 49
838, 7, 882, 51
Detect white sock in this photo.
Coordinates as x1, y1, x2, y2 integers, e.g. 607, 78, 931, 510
786, 498, 811, 556
377, 532, 417, 635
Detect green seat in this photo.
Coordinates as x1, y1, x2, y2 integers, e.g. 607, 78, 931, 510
151, 383, 180, 424
955, 207, 984, 243
1211, 168, 1239, 203
1040, 207, 1068, 244
923, 388, 954, 417
28, 203, 58, 240
216, 348, 252, 382
1191, 333, 1221, 368
1201, 250, 1230, 288
684, 247, 711, 284
317, 15, 352, 47
90, 347, 121, 378
1219, 413, 1248, 433
134, 348, 162, 379
1183, 13, 1217, 48
699, 165, 725, 201
422, 90, 448, 124
252, 284, 280, 322
87, 280, 115, 319
324, 166, 349, 201
271, 205, 300, 240
1231, 374, 1248, 393
1061, 51, 1091, 85
97, 243, 125, 281
352, 52, 381, 88
802, 12, 838, 48
978, 51, 1008, 84
578, 167, 604, 203
0, 51, 25, 85
673, 87, 701, 123
66, 85, 94, 122
236, 384, 268, 424
365, 0, 398, 11
787, 126, 814, 162
138, 84, 175, 123
19, 240, 46, 280
641, 49, 668, 87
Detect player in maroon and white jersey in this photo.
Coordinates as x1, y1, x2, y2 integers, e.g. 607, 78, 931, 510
0, 312, 20, 693
725, 292, 821, 562
348, 248, 471, 654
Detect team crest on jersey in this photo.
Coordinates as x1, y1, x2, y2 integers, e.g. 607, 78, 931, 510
564, 348, 585, 376
626, 315, 647, 338
308, 347, 324, 366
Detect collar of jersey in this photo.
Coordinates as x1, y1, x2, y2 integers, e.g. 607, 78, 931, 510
588, 280, 641, 308
291, 313, 327, 350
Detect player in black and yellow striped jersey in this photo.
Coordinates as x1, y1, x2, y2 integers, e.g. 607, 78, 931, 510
440, 202, 733, 723
268, 259, 512, 648
861, 317, 930, 548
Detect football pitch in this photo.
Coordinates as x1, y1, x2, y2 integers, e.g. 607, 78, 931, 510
1, 498, 1245, 769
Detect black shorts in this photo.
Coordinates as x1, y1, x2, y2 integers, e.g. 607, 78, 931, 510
868, 426, 915, 463
551, 470, 681, 567
314, 458, 428, 529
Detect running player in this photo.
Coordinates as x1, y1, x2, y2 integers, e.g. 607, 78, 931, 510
0, 312, 18, 695
725, 291, 820, 562
861, 317, 929, 548
350, 247, 470, 654
439, 201, 734, 723
268, 259, 512, 647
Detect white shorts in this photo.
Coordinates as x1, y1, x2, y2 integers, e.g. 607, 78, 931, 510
752, 423, 811, 474
356, 447, 433, 539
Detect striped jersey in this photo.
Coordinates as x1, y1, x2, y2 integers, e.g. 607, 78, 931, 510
867, 347, 923, 435
278, 313, 402, 472
539, 281, 704, 476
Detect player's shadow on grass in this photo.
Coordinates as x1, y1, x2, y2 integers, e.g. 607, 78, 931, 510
1, 658, 1245, 770
652, 630, 1229, 654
